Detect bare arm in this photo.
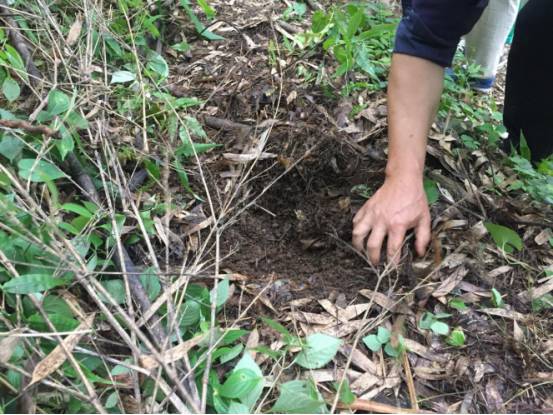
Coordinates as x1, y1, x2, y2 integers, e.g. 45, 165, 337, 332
352, 53, 444, 264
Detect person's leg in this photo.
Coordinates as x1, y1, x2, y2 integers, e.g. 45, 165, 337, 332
464, 0, 520, 91
503, 0, 553, 161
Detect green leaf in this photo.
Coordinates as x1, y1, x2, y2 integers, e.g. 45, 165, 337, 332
1, 274, 68, 294
484, 222, 523, 253
0, 135, 23, 161
4, 45, 27, 82
491, 288, 504, 308
219, 368, 260, 399
180, 116, 207, 141
362, 334, 382, 352
271, 380, 327, 413
197, 0, 216, 19
295, 333, 342, 369
531, 293, 553, 312
447, 328, 466, 347
418, 312, 434, 330
147, 53, 169, 80
180, 0, 224, 40
27, 313, 79, 332
376, 326, 391, 343
261, 317, 291, 337
172, 41, 191, 53
334, 379, 355, 406
18, 158, 67, 182
105, 392, 118, 409
140, 267, 161, 301
384, 342, 401, 357
424, 178, 439, 204
448, 298, 468, 311
430, 321, 449, 336
2, 77, 20, 102
227, 402, 250, 414
110, 70, 136, 84
233, 353, 264, 410
218, 344, 244, 364
179, 301, 201, 327
99, 280, 126, 304
61, 203, 93, 219
210, 278, 230, 307
47, 90, 71, 116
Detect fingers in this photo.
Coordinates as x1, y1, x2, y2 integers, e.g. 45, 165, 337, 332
415, 212, 432, 257
352, 206, 372, 252
387, 226, 406, 264
366, 224, 386, 265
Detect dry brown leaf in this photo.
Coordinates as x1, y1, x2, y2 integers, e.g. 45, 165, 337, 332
342, 303, 372, 321
473, 359, 495, 383
432, 267, 468, 299
485, 378, 504, 412
318, 299, 348, 323
245, 328, 259, 359
488, 265, 513, 279
524, 372, 553, 382
478, 307, 528, 322
513, 320, 524, 343
339, 345, 379, 375
140, 332, 208, 370
30, 313, 95, 386
535, 228, 553, 245
413, 365, 447, 381
0, 329, 22, 364
518, 277, 553, 303
288, 311, 335, 326
310, 368, 362, 383
403, 339, 450, 363
359, 289, 395, 311
223, 152, 277, 163
65, 15, 83, 46
350, 371, 381, 395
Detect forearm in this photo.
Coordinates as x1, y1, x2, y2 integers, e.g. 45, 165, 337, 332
385, 54, 444, 180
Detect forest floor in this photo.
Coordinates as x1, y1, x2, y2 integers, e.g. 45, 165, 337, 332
0, 0, 552, 413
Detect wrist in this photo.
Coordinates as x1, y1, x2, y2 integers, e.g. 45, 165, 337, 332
385, 161, 424, 183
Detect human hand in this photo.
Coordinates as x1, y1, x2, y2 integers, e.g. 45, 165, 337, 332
352, 175, 431, 265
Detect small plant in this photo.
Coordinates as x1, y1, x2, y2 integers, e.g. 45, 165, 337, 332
448, 298, 469, 312
418, 312, 451, 336
446, 327, 466, 347
363, 326, 405, 357
484, 222, 523, 254
490, 288, 505, 308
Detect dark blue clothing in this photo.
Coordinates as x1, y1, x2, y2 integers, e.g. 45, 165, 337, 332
394, 0, 489, 67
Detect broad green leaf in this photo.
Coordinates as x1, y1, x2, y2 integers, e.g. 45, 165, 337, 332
233, 353, 264, 410
2, 77, 20, 102
218, 343, 244, 364
271, 380, 327, 413
66, 111, 89, 130
2, 274, 68, 294
61, 203, 93, 219
418, 312, 434, 330
227, 402, 250, 414
491, 288, 504, 308
295, 333, 342, 369
532, 293, 553, 312
424, 178, 439, 205
110, 70, 136, 84
176, 142, 218, 158
376, 326, 391, 344
140, 267, 161, 301
484, 222, 523, 253
221, 329, 249, 345
197, 0, 216, 19
47, 90, 71, 116
43, 295, 72, 316
384, 341, 403, 358
57, 125, 74, 160
261, 317, 291, 337
179, 301, 201, 327
4, 45, 26, 82
18, 158, 67, 182
99, 280, 126, 304
219, 368, 260, 399
27, 313, 79, 332
0, 135, 23, 161
180, 0, 224, 41
174, 97, 204, 109
210, 278, 230, 307
172, 41, 191, 53
334, 379, 355, 406
449, 298, 468, 311
362, 334, 382, 352
147, 53, 169, 80
447, 328, 466, 347
105, 392, 118, 409
430, 321, 449, 336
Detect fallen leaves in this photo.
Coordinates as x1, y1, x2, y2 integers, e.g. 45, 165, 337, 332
30, 313, 95, 386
